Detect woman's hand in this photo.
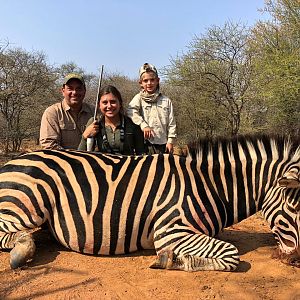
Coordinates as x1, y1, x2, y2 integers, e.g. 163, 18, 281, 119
82, 121, 99, 139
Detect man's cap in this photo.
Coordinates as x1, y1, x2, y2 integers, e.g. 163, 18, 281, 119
63, 73, 85, 86
139, 63, 158, 78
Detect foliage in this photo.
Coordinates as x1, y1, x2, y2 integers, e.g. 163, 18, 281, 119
101, 72, 137, 107
163, 1, 300, 142
164, 22, 253, 139
1, 1, 300, 150
249, 0, 300, 135
0, 46, 56, 153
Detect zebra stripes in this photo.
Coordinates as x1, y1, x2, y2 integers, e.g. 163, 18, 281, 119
0, 134, 299, 270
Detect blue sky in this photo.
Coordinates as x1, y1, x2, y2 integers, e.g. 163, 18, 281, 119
0, 0, 268, 79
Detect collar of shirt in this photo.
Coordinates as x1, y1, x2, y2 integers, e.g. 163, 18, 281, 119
62, 99, 92, 114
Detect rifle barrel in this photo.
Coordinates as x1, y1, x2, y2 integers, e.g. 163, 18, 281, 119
93, 65, 104, 121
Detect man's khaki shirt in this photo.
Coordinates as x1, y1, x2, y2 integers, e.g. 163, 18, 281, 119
39, 99, 94, 149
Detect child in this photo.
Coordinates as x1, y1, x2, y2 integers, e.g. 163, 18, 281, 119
127, 63, 177, 154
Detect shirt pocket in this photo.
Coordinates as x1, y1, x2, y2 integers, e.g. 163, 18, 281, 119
157, 103, 169, 123
59, 121, 76, 131
141, 103, 152, 121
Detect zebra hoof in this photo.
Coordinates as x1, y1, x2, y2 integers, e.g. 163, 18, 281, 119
10, 232, 36, 269
150, 250, 175, 269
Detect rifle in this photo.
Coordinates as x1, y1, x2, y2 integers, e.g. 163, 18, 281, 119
87, 65, 104, 151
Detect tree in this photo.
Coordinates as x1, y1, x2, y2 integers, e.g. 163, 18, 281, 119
0, 47, 55, 153
103, 72, 137, 107
165, 21, 253, 138
249, 0, 300, 135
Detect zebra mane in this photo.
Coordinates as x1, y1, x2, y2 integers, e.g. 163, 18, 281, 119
187, 134, 300, 161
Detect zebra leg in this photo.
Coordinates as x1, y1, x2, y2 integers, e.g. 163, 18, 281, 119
0, 231, 36, 269
151, 231, 240, 272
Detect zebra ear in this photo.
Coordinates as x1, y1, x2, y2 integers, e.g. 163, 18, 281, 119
278, 170, 300, 188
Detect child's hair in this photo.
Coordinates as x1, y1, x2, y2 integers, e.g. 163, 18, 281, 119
99, 85, 124, 114
139, 63, 158, 78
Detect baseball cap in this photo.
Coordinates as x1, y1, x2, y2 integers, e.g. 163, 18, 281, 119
63, 73, 85, 86
139, 63, 158, 78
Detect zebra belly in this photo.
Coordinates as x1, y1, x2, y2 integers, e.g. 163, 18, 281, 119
50, 215, 155, 255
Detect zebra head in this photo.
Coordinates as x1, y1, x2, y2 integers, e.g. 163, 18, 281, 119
264, 166, 300, 267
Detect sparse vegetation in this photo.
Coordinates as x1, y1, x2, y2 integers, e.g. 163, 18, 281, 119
1, 0, 299, 153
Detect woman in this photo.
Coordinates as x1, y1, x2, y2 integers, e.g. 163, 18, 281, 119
78, 85, 145, 155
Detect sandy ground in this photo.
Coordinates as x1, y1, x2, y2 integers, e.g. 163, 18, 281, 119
0, 154, 299, 299
0, 213, 299, 299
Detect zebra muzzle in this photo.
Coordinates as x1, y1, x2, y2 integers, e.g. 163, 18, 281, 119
10, 232, 36, 269
272, 247, 300, 268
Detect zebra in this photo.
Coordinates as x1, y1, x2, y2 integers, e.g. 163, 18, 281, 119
0, 134, 299, 271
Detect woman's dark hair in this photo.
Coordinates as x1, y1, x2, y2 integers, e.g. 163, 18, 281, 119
99, 85, 123, 109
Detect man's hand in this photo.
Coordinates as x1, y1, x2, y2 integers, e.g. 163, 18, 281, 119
82, 121, 99, 139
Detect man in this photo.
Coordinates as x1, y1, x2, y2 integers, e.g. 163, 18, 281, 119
40, 73, 94, 149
